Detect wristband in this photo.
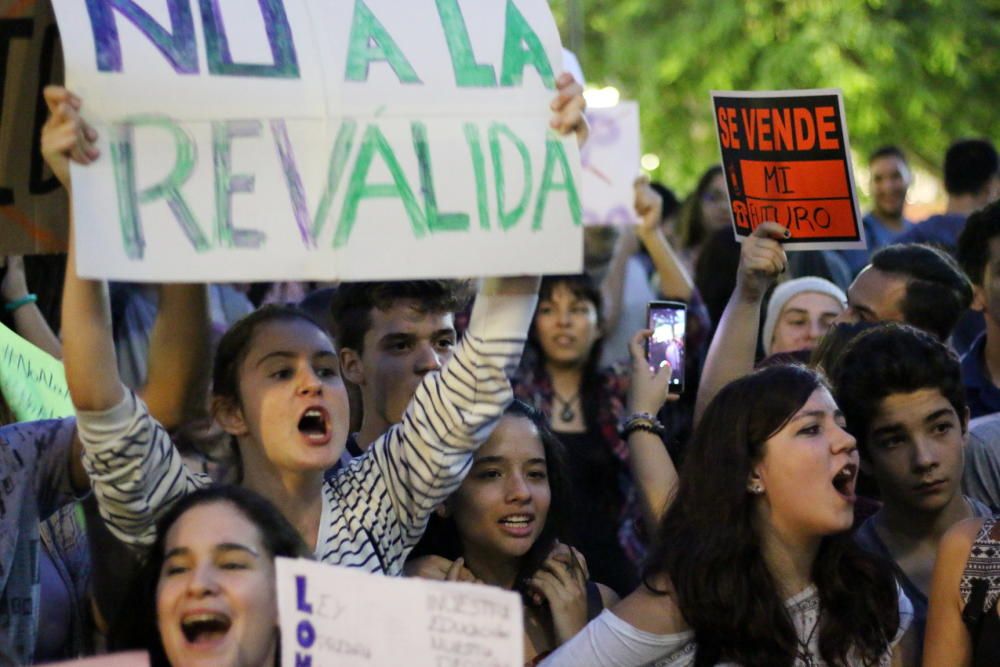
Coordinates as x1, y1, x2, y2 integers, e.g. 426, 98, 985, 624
618, 412, 666, 438
5, 294, 37, 312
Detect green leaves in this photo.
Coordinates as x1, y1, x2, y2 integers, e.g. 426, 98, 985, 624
553, 0, 999, 191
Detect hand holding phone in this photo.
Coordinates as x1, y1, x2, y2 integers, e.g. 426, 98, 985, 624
646, 301, 686, 394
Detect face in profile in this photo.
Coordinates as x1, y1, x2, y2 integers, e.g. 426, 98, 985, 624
156, 501, 278, 667
751, 388, 859, 541
533, 282, 601, 369
224, 318, 350, 474
770, 291, 844, 354
445, 414, 552, 563
840, 267, 908, 326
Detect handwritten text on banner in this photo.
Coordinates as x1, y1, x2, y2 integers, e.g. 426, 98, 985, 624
277, 557, 523, 667
53, 0, 583, 281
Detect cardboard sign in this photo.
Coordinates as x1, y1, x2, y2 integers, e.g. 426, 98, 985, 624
711, 89, 865, 250
0, 0, 69, 255
277, 557, 523, 667
51, 0, 583, 282
580, 101, 640, 226
0, 321, 74, 420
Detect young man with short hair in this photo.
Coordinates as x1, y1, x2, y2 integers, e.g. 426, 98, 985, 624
329, 281, 471, 458
956, 200, 1000, 417
833, 324, 992, 654
839, 145, 915, 277
897, 138, 1000, 252
840, 242, 972, 340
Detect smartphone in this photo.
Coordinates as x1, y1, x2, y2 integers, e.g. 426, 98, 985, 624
646, 301, 686, 394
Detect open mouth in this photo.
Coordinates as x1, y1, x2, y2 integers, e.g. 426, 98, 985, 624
297, 407, 330, 443
498, 514, 535, 536
832, 463, 858, 500
180, 612, 231, 645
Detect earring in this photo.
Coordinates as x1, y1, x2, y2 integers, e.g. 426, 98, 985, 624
747, 480, 764, 495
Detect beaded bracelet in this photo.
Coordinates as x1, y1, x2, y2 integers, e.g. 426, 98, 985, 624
4, 294, 37, 312
618, 412, 666, 438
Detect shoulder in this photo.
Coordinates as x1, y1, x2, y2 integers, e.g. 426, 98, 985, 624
937, 516, 988, 571
0, 417, 76, 453
595, 582, 619, 608
609, 575, 689, 636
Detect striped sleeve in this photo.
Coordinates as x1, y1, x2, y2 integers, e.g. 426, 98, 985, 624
363, 289, 536, 569
76, 389, 211, 548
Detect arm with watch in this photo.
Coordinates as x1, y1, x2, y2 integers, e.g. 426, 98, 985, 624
2, 256, 62, 358
621, 330, 679, 535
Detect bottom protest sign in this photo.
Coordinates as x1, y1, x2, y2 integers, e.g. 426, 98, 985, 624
0, 322, 74, 420
277, 558, 523, 667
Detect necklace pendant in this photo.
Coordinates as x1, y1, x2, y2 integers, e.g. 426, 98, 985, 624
560, 404, 575, 421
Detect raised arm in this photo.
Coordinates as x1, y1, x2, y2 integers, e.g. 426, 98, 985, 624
1, 256, 63, 358
342, 276, 538, 571
634, 177, 694, 301
43, 86, 209, 547
624, 330, 679, 532
141, 282, 211, 431
42, 87, 123, 413
693, 223, 787, 425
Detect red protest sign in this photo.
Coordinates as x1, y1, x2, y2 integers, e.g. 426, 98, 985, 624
711, 89, 865, 251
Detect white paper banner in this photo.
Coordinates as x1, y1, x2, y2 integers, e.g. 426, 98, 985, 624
580, 102, 640, 225
52, 0, 583, 281
277, 557, 523, 667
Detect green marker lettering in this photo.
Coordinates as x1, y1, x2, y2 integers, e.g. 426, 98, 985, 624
488, 123, 532, 231
500, 0, 555, 88
464, 123, 491, 229
345, 0, 420, 83
334, 124, 428, 248
212, 120, 267, 248
533, 135, 582, 229
110, 116, 209, 259
435, 0, 495, 87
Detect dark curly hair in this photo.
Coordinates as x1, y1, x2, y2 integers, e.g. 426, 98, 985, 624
957, 200, 1000, 287
833, 323, 966, 457
644, 365, 900, 666
869, 243, 972, 340
328, 280, 472, 354
408, 400, 573, 598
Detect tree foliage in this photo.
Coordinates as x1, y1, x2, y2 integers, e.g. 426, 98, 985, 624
552, 0, 1000, 193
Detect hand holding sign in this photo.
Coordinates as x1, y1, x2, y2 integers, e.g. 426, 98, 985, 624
52, 0, 585, 283
41, 86, 100, 191
712, 89, 865, 251
550, 72, 588, 145
736, 222, 789, 303
278, 557, 522, 667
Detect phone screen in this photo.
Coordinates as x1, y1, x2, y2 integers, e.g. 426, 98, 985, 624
647, 301, 686, 393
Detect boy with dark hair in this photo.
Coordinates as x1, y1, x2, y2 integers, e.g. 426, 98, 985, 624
839, 145, 915, 277
898, 138, 1000, 252
841, 242, 972, 341
956, 200, 1000, 417
329, 280, 472, 455
833, 324, 992, 652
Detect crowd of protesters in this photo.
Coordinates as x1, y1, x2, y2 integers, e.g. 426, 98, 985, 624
1, 59, 999, 667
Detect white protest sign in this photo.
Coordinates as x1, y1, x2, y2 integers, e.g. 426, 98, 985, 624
276, 557, 523, 667
580, 101, 640, 225
52, 0, 583, 282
